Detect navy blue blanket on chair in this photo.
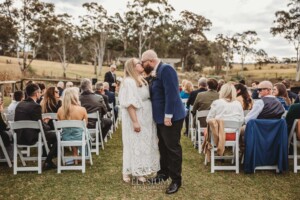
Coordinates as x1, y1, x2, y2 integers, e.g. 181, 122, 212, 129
244, 119, 288, 173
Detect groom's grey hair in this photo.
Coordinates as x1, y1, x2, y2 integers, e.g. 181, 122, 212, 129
142, 50, 159, 62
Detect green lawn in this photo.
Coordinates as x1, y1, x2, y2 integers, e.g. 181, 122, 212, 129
0, 127, 299, 199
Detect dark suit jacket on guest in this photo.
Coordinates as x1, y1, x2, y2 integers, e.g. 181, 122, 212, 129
104, 89, 116, 107
104, 71, 116, 92
187, 88, 207, 108
80, 91, 107, 128
95, 91, 111, 111
14, 98, 50, 145
285, 103, 300, 134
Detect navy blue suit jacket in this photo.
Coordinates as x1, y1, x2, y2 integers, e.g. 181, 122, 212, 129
150, 62, 186, 124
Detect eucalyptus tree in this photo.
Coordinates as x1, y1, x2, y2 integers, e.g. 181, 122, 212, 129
0, 0, 55, 75
271, 0, 300, 81
233, 31, 260, 71
0, 15, 18, 55
171, 10, 212, 71
79, 2, 113, 76
50, 13, 76, 78
124, 0, 175, 58
215, 34, 236, 76
255, 49, 269, 68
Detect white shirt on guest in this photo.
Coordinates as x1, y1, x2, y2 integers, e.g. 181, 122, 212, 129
207, 98, 244, 124
7, 100, 20, 121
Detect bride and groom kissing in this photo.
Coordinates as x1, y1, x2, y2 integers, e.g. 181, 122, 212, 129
119, 50, 186, 194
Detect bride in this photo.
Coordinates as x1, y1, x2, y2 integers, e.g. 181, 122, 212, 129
119, 58, 160, 183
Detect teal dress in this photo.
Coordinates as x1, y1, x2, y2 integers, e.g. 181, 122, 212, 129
61, 128, 84, 141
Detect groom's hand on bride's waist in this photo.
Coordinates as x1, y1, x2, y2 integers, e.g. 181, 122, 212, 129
164, 117, 172, 126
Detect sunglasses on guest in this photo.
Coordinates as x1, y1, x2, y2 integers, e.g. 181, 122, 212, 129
257, 88, 270, 92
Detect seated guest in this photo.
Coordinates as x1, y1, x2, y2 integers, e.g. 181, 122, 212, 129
245, 81, 285, 124
180, 81, 193, 99
95, 81, 111, 112
66, 81, 74, 88
14, 83, 57, 170
7, 91, 24, 121
251, 81, 260, 100
57, 81, 64, 97
192, 78, 219, 128
273, 83, 291, 110
41, 87, 61, 113
184, 78, 207, 136
41, 87, 62, 130
80, 79, 112, 140
207, 83, 244, 129
282, 79, 298, 103
285, 103, 300, 136
37, 83, 46, 104
57, 87, 88, 160
217, 79, 225, 92
103, 81, 118, 121
187, 77, 207, 108
234, 83, 253, 110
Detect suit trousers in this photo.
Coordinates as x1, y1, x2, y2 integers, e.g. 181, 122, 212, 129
157, 119, 184, 183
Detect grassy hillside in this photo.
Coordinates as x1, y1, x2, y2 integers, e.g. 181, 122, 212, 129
0, 56, 298, 85
0, 56, 124, 81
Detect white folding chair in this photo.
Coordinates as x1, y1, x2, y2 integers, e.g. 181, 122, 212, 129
9, 120, 49, 175
87, 111, 104, 155
0, 136, 12, 168
188, 106, 196, 145
288, 119, 300, 173
107, 103, 115, 138
3, 112, 14, 124
210, 120, 243, 174
42, 113, 58, 120
115, 96, 122, 126
54, 120, 93, 173
196, 110, 210, 154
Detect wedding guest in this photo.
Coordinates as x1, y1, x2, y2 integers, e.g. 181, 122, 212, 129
273, 83, 291, 110
57, 87, 88, 161
234, 83, 253, 110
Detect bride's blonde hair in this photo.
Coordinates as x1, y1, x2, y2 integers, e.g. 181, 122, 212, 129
124, 58, 147, 87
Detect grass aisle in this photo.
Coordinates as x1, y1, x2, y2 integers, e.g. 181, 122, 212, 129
0, 126, 299, 199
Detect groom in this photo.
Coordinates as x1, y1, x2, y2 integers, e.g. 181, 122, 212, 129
142, 50, 186, 194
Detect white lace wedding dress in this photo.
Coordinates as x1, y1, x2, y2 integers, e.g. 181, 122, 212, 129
119, 77, 160, 176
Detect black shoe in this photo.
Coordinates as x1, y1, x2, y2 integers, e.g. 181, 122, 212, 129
148, 174, 169, 184
166, 181, 181, 194
43, 161, 57, 170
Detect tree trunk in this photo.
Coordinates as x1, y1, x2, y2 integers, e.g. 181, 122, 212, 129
139, 31, 142, 59
296, 47, 300, 81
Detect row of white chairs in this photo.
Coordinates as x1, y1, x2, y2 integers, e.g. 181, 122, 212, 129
188, 107, 300, 173
1, 106, 119, 174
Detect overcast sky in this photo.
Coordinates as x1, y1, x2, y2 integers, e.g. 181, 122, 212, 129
7, 0, 296, 60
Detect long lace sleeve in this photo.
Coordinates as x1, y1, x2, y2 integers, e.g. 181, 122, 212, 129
119, 78, 142, 109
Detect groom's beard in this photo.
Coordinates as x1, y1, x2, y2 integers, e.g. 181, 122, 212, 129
143, 65, 153, 75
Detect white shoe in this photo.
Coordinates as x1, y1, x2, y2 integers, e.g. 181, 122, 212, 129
123, 174, 131, 183
137, 176, 146, 183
